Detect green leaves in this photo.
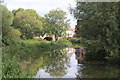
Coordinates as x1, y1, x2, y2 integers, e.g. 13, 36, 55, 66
1, 5, 21, 46
71, 2, 120, 62
12, 8, 43, 39
44, 8, 70, 41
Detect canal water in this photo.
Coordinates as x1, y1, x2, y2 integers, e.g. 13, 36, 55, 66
35, 48, 120, 78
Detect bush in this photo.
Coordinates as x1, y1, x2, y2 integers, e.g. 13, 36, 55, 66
84, 40, 107, 61
21, 39, 71, 51
2, 28, 21, 46
32, 38, 43, 41
2, 56, 34, 78
57, 39, 72, 47
68, 38, 80, 44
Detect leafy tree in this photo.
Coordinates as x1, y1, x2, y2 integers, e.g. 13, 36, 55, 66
12, 8, 43, 39
71, 2, 120, 63
1, 5, 21, 46
12, 8, 24, 16
44, 8, 70, 41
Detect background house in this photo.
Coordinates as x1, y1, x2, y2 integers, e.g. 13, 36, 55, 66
66, 28, 75, 38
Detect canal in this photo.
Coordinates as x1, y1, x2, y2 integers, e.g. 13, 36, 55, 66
35, 48, 120, 78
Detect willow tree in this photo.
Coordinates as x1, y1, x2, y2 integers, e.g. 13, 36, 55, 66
71, 2, 120, 62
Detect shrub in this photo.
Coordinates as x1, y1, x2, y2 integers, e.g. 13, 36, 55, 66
2, 28, 21, 46
32, 38, 43, 41
2, 56, 34, 78
68, 38, 80, 44
57, 39, 72, 47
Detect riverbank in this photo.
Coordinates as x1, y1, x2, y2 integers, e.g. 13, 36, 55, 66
2, 38, 120, 78
68, 38, 120, 65
2, 39, 72, 78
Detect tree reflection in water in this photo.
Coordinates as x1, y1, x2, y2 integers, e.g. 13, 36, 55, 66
42, 49, 70, 77
6, 47, 70, 78
18, 48, 71, 77
76, 64, 119, 78
73, 48, 119, 78
5, 47, 119, 78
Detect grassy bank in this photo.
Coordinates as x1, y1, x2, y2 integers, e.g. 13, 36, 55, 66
22, 38, 72, 51
2, 39, 72, 78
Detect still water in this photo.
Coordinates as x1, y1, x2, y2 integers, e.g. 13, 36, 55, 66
35, 48, 119, 78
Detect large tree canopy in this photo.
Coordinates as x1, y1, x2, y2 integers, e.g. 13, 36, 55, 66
71, 2, 120, 62
44, 9, 70, 41
12, 8, 43, 39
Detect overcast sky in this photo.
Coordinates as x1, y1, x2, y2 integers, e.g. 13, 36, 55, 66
5, 0, 76, 27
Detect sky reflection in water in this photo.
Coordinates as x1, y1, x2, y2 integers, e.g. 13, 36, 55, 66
35, 48, 120, 78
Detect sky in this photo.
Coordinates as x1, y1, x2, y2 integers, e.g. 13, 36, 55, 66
5, 0, 77, 28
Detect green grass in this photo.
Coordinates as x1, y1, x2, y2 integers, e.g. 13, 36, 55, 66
21, 39, 72, 51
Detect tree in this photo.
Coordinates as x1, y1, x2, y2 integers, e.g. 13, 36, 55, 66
1, 5, 21, 46
12, 8, 43, 39
12, 8, 24, 16
71, 2, 120, 63
44, 8, 70, 41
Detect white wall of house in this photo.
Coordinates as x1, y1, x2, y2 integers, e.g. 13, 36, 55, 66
66, 28, 75, 37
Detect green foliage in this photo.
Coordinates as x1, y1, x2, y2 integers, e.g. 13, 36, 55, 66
2, 47, 36, 78
44, 8, 70, 41
0, 36, 1, 45
71, 2, 120, 63
12, 8, 43, 39
68, 38, 81, 44
22, 39, 71, 51
2, 39, 71, 78
57, 39, 72, 47
2, 28, 21, 46
0, 48, 1, 80
12, 8, 24, 15
2, 58, 33, 78
1, 5, 21, 46
1, 5, 13, 35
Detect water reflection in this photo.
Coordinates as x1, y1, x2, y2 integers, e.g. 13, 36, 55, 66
21, 48, 71, 78
35, 48, 120, 78
7, 47, 119, 78
41, 49, 70, 77
76, 64, 119, 78
74, 48, 85, 64
35, 48, 77, 78
7, 48, 70, 78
